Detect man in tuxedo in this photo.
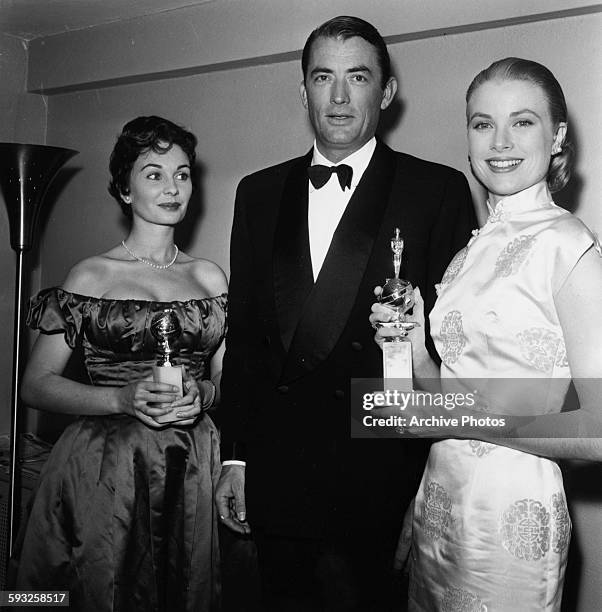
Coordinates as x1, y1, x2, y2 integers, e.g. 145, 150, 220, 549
217, 15, 476, 610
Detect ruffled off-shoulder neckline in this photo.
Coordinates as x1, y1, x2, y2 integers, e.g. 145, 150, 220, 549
45, 286, 228, 306
27, 287, 227, 350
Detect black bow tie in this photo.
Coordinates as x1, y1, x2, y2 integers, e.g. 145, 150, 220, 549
308, 164, 353, 190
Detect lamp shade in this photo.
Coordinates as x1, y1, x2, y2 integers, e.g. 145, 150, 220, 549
0, 143, 77, 252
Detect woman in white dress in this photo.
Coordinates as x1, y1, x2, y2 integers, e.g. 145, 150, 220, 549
371, 58, 602, 611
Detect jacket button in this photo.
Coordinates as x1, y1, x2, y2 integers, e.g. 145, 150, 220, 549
334, 389, 344, 400
351, 341, 363, 351
277, 385, 289, 394
298, 355, 311, 370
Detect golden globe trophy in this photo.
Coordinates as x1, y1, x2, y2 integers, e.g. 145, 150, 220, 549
150, 308, 185, 423
378, 229, 416, 392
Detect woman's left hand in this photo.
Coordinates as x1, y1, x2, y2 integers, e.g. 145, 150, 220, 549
159, 368, 203, 425
371, 393, 464, 439
371, 389, 514, 440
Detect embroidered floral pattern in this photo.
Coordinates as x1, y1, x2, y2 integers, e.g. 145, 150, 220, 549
437, 248, 468, 294
422, 481, 452, 541
441, 586, 487, 612
517, 328, 568, 373
469, 440, 496, 457
551, 493, 571, 554
440, 311, 467, 364
500, 499, 550, 561
494, 235, 536, 278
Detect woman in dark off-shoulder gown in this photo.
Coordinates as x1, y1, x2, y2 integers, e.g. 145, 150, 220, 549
13, 116, 226, 612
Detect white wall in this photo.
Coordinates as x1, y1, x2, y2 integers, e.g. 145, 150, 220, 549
39, 11, 602, 284
27, 0, 598, 93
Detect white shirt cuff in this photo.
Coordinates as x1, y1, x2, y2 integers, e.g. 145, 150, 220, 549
222, 460, 246, 466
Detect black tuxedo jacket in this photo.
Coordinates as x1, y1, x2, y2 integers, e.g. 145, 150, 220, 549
219, 141, 476, 543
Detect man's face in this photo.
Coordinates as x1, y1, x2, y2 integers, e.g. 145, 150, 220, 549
300, 36, 396, 163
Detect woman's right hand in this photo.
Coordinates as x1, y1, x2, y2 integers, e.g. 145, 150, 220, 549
116, 379, 180, 428
369, 286, 426, 352
369, 285, 405, 349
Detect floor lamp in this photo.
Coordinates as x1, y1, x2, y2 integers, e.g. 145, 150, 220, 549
0, 143, 77, 574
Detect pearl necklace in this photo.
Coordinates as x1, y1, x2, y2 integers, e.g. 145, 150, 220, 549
121, 240, 179, 270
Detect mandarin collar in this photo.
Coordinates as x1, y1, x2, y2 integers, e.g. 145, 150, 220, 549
486, 181, 553, 223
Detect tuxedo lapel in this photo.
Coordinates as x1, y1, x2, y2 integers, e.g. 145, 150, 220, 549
281, 141, 397, 382
273, 151, 314, 353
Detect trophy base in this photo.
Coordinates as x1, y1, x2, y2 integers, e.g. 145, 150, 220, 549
152, 365, 185, 423
383, 337, 412, 393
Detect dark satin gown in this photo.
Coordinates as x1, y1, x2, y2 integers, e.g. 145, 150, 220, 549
13, 288, 226, 612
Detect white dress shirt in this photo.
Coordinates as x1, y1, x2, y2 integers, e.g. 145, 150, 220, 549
308, 138, 377, 280
221, 138, 377, 467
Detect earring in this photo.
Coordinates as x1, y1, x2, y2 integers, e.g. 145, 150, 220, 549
122, 195, 131, 203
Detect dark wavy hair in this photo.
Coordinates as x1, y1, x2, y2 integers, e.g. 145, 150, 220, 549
466, 57, 572, 193
108, 115, 197, 217
301, 16, 391, 89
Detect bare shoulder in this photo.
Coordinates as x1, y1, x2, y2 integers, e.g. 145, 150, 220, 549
61, 249, 123, 296
187, 257, 228, 296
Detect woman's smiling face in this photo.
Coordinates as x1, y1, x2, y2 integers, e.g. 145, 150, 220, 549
467, 78, 566, 205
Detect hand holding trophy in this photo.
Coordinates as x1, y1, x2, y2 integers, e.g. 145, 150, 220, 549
377, 228, 417, 392
150, 308, 185, 423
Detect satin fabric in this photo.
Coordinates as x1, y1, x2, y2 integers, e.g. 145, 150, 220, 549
410, 182, 595, 611
13, 289, 226, 612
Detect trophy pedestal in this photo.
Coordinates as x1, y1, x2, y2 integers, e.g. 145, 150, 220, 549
152, 364, 184, 423
382, 338, 412, 392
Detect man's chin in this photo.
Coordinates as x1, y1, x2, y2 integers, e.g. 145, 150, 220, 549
316, 133, 369, 157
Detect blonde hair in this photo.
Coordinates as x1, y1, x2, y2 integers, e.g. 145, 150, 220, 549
466, 57, 572, 193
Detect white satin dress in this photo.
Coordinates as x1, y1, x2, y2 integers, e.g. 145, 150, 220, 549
409, 181, 597, 611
